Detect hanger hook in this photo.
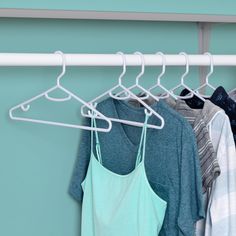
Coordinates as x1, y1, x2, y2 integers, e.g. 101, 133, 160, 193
156, 52, 166, 84
134, 52, 145, 85
179, 52, 189, 84
54, 51, 66, 87
116, 52, 126, 86
204, 52, 214, 84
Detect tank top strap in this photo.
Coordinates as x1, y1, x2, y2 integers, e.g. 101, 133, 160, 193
135, 112, 150, 167
90, 115, 103, 164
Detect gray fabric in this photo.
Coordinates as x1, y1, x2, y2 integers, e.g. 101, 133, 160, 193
129, 96, 220, 192
196, 100, 223, 126
164, 98, 221, 193
69, 97, 204, 236
229, 89, 236, 102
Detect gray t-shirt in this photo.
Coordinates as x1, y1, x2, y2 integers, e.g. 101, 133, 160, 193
69, 98, 204, 236
164, 97, 220, 193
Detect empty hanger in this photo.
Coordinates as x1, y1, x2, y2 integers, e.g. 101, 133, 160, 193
81, 52, 165, 129
9, 51, 112, 132
170, 52, 205, 102
147, 52, 177, 100
195, 52, 216, 98
113, 51, 164, 103
111, 52, 156, 101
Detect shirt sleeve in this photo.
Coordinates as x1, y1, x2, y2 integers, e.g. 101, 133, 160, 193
197, 120, 220, 193
205, 116, 236, 236
68, 117, 91, 202
177, 124, 205, 236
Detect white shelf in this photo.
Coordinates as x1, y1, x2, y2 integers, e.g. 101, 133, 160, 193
0, 8, 236, 23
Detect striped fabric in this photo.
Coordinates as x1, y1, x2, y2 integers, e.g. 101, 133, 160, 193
165, 99, 236, 236
130, 96, 236, 235
165, 98, 220, 193
200, 102, 236, 236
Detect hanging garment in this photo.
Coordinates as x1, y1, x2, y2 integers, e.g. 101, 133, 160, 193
80, 113, 167, 236
163, 98, 220, 193
130, 95, 220, 192
69, 98, 204, 236
177, 93, 236, 236
180, 86, 236, 145
204, 108, 236, 236
131, 96, 222, 236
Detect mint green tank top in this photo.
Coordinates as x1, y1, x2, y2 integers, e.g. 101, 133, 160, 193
81, 113, 167, 236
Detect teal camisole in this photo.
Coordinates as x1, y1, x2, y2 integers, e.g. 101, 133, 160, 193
81, 112, 167, 236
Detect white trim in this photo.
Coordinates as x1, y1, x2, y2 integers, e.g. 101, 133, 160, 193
0, 8, 236, 23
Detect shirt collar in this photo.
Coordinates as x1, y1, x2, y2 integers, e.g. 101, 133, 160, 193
210, 86, 229, 106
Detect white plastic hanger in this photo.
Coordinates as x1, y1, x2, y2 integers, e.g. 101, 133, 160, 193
111, 52, 156, 101
81, 52, 165, 129
229, 87, 236, 95
113, 51, 165, 103
170, 52, 205, 102
9, 51, 112, 132
147, 52, 177, 100
195, 52, 216, 98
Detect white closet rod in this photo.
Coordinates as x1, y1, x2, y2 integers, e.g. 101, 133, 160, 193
1, 53, 236, 66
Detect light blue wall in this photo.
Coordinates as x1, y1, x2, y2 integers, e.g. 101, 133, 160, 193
1, 0, 236, 15
0, 18, 235, 236
208, 23, 236, 90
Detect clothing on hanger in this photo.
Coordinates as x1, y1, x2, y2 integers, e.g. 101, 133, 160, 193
69, 97, 204, 236
202, 107, 236, 236
129, 95, 220, 192
180, 86, 236, 145
178, 90, 236, 236
80, 114, 167, 236
164, 98, 220, 193
126, 95, 236, 236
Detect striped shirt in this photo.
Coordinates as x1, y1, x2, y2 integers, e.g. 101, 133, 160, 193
164, 98, 220, 193
200, 101, 236, 236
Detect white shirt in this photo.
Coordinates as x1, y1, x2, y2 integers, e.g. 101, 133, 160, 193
196, 101, 236, 236
205, 110, 236, 235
